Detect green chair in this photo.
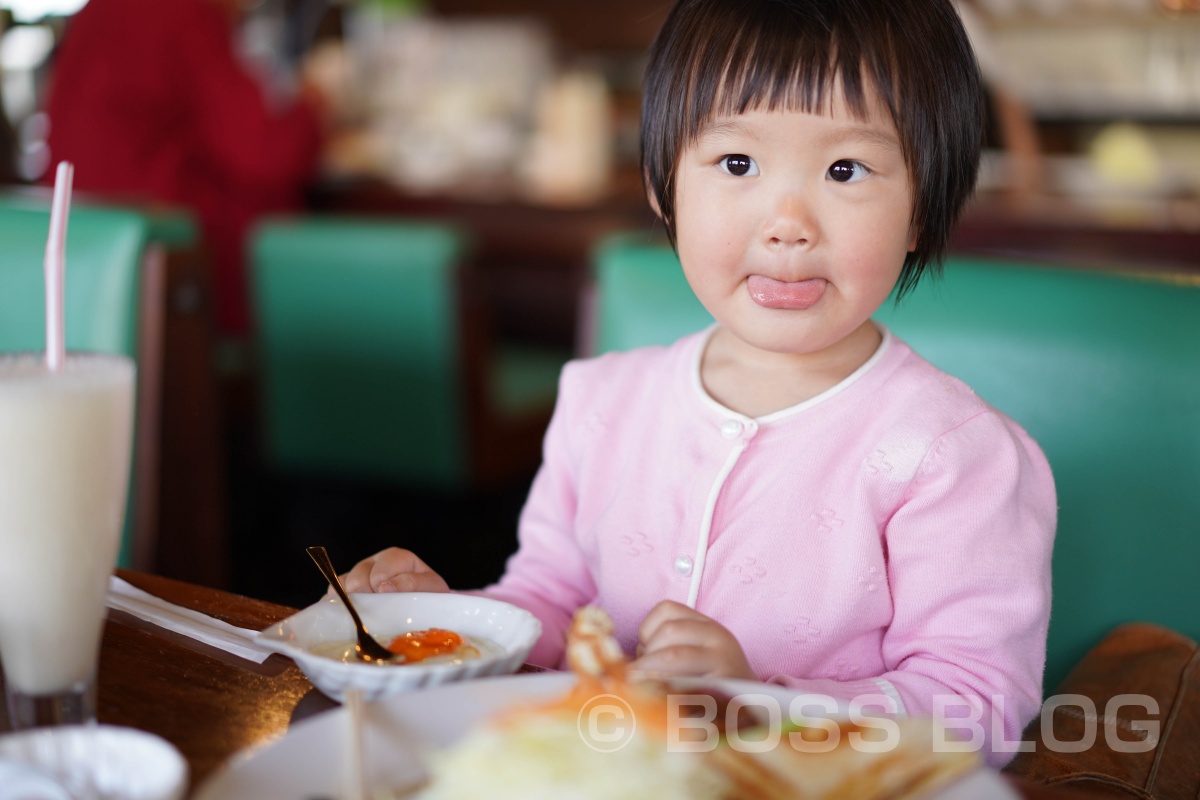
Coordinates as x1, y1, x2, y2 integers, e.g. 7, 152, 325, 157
251, 215, 567, 490
589, 231, 709, 355
872, 257, 1200, 690
0, 203, 154, 568
589, 232, 1200, 692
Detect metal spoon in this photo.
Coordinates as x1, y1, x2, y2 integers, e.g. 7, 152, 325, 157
307, 546, 396, 664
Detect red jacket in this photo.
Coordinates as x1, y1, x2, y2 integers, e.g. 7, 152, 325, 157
45, 0, 322, 335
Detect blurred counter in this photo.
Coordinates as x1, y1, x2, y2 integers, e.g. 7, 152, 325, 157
953, 192, 1200, 277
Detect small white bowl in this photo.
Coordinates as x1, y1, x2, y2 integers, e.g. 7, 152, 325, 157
0, 724, 187, 800
258, 592, 541, 702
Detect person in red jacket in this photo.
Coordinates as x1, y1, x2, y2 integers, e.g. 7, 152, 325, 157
43, 0, 326, 336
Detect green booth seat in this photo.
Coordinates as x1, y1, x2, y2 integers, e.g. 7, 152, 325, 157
589, 231, 1200, 693
872, 258, 1200, 691
0, 203, 154, 569
251, 215, 567, 491
1, 188, 233, 589
141, 207, 200, 251
590, 232, 712, 355
0, 186, 200, 251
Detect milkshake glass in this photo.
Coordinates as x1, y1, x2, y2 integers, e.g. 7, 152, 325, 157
0, 352, 135, 728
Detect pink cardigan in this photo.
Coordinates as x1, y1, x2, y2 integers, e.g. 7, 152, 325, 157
483, 327, 1056, 766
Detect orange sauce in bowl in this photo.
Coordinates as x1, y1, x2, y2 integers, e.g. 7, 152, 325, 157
387, 628, 473, 663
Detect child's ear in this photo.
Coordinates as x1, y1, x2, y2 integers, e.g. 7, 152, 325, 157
644, 168, 664, 219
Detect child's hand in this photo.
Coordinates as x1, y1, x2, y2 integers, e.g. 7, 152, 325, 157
339, 548, 450, 594
631, 600, 755, 681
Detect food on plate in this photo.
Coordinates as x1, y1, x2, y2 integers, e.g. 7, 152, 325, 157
309, 629, 502, 666
386, 628, 479, 663
421, 607, 979, 800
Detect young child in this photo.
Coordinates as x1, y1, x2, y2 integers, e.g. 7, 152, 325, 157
344, 0, 1055, 767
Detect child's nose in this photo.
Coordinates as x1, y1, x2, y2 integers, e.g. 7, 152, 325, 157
763, 192, 817, 248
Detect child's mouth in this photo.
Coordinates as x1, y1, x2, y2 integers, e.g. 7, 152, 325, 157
746, 275, 826, 310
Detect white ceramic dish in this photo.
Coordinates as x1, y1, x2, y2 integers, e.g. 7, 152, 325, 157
0, 759, 73, 800
257, 592, 541, 702
194, 672, 1017, 800
0, 724, 187, 800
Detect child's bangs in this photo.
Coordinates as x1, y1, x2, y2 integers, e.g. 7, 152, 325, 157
683, 8, 895, 142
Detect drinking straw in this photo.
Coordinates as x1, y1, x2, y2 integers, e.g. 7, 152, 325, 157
343, 687, 367, 800
44, 160, 74, 371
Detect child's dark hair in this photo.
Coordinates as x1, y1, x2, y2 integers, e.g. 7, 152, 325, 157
641, 0, 984, 298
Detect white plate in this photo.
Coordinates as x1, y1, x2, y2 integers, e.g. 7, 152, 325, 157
258, 592, 541, 702
0, 724, 186, 800
0, 759, 73, 800
195, 672, 1018, 800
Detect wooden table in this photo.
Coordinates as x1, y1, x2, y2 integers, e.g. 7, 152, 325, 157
0, 570, 1099, 798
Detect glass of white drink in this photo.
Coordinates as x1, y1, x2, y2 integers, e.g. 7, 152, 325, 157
0, 352, 135, 729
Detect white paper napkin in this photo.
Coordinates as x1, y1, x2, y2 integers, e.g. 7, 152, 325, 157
105, 576, 273, 664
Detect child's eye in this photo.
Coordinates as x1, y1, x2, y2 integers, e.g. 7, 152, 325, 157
827, 160, 870, 183
719, 154, 759, 177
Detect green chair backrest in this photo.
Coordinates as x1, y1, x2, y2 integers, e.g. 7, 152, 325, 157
873, 258, 1200, 689
0, 205, 145, 356
591, 233, 1200, 692
252, 216, 472, 487
0, 204, 149, 566
141, 207, 199, 251
592, 232, 709, 354
0, 187, 198, 252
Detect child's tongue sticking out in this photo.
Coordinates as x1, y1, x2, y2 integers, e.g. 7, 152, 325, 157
746, 275, 826, 310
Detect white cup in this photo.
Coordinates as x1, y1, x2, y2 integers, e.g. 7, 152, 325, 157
0, 352, 135, 729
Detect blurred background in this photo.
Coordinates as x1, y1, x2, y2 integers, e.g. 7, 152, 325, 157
0, 0, 1198, 607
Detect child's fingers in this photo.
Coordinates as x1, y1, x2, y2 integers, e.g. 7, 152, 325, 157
338, 548, 448, 593
376, 569, 449, 593
368, 548, 449, 592
631, 644, 715, 677
338, 555, 381, 593
637, 599, 699, 648
640, 616, 724, 654
636, 602, 755, 680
